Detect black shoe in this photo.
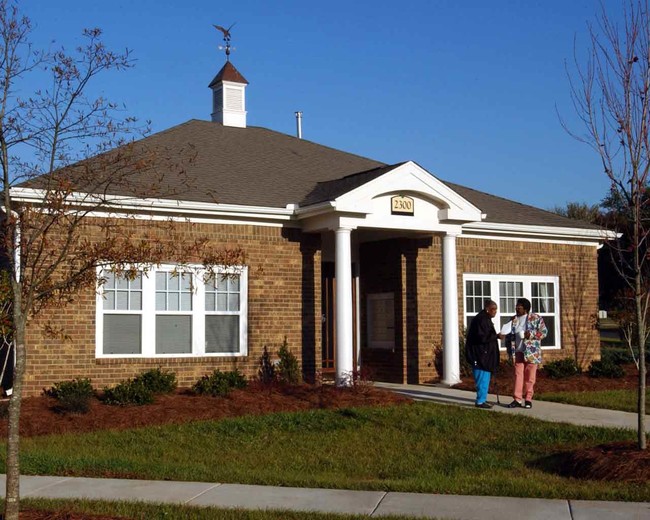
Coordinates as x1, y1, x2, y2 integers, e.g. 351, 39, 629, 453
507, 400, 522, 408
475, 402, 493, 409
524, 401, 532, 409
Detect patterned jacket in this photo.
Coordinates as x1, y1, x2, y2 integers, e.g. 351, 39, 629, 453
511, 313, 548, 364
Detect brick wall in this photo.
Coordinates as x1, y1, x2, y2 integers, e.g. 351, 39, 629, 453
359, 236, 599, 383
23, 218, 321, 396
457, 238, 600, 369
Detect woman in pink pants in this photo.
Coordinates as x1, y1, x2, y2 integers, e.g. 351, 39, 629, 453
501, 298, 547, 409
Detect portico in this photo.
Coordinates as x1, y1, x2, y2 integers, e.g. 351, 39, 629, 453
297, 161, 484, 385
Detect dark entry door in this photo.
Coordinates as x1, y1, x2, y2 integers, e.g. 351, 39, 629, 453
321, 262, 357, 376
321, 262, 336, 373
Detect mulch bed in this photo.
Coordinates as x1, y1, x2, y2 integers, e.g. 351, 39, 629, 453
552, 441, 650, 483
0, 383, 410, 438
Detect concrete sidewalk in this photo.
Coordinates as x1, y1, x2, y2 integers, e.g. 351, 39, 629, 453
1, 474, 648, 519
375, 382, 649, 430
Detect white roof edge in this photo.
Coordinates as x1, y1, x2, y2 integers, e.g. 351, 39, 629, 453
9, 187, 295, 220
294, 201, 337, 218
463, 221, 618, 240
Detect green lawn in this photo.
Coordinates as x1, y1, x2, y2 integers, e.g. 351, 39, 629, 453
14, 498, 421, 520
538, 388, 650, 413
3, 402, 648, 502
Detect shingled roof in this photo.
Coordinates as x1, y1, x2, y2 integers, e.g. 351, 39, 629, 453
22, 119, 597, 230
442, 181, 600, 230
301, 163, 406, 206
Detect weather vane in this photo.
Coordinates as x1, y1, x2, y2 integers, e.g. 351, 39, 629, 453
214, 23, 237, 61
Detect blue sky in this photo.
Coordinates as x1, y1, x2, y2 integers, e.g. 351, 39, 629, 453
22, 0, 625, 210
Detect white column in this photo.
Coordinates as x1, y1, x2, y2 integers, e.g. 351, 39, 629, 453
335, 227, 354, 386
441, 232, 461, 385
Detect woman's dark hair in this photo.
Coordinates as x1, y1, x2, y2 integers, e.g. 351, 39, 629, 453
516, 298, 531, 313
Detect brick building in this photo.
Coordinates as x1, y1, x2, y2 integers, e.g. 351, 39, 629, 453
12, 60, 610, 395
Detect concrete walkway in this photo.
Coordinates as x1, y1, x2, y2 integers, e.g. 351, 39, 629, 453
1, 474, 648, 519
1, 385, 648, 519
375, 382, 649, 430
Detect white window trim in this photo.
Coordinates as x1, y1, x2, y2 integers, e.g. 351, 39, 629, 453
96, 263, 248, 358
462, 274, 561, 350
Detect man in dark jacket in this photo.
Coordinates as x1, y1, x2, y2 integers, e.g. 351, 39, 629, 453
465, 299, 500, 408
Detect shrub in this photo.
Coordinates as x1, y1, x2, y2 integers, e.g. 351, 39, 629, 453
588, 359, 625, 379
102, 379, 154, 406
224, 369, 248, 389
193, 369, 248, 397
351, 365, 375, 390
600, 347, 634, 366
277, 337, 301, 385
134, 367, 177, 394
258, 346, 276, 385
543, 357, 579, 379
44, 378, 94, 414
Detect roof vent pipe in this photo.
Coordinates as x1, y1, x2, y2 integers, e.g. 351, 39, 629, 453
295, 111, 303, 139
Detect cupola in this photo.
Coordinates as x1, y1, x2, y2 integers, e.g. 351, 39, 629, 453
209, 61, 248, 128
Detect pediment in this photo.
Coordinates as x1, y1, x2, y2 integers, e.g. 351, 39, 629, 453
334, 161, 482, 223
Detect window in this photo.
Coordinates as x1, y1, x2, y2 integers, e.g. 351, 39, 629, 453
531, 281, 556, 347
156, 272, 193, 354
96, 265, 248, 358
205, 273, 241, 354
498, 281, 523, 330
102, 272, 142, 355
464, 280, 491, 331
463, 274, 560, 349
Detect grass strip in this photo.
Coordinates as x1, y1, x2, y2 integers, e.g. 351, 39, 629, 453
13, 498, 426, 520
538, 388, 650, 413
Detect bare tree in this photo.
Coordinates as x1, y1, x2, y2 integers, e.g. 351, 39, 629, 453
0, 3, 243, 518
611, 288, 650, 369
563, 0, 648, 450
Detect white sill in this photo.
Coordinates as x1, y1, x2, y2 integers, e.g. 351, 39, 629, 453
96, 352, 247, 359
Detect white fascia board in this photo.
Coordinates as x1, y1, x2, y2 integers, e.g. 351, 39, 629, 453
462, 221, 618, 241
9, 187, 295, 222
294, 201, 339, 219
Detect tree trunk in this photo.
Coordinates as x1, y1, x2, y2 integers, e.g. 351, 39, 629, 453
638, 301, 647, 450
4, 322, 25, 520
636, 266, 647, 450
